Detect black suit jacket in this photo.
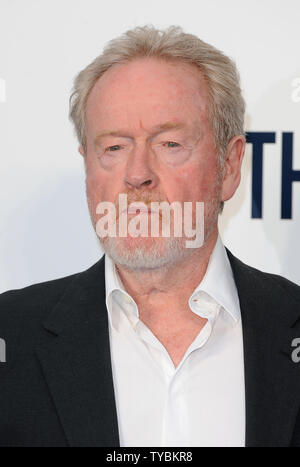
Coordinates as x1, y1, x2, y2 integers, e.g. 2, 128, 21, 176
0, 249, 300, 447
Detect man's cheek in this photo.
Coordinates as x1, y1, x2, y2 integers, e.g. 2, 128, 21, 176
86, 172, 104, 197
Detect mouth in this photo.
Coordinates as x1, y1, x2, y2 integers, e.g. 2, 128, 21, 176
128, 208, 154, 215
121, 203, 158, 215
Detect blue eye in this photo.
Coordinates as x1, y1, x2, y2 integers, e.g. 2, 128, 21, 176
106, 145, 121, 152
164, 141, 180, 148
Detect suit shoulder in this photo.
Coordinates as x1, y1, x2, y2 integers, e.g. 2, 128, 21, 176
244, 261, 300, 302
0, 259, 104, 367
0, 272, 79, 328
262, 270, 300, 303
0, 257, 104, 329
226, 247, 300, 304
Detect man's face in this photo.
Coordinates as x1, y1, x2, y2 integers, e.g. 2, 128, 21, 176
83, 57, 223, 269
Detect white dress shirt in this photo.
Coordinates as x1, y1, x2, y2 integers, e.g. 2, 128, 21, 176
105, 234, 245, 447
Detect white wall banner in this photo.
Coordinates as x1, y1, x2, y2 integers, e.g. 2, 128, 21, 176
0, 0, 299, 292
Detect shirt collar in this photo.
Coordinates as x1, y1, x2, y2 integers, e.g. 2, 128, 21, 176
188, 234, 241, 323
105, 233, 241, 329
105, 252, 139, 331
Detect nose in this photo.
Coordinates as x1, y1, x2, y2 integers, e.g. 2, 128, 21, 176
124, 145, 159, 190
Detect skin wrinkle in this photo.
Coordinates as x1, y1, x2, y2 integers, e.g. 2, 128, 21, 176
81, 57, 245, 366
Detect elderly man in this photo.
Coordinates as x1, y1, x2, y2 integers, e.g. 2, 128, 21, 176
0, 25, 300, 448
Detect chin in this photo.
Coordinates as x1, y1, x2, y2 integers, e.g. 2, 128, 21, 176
100, 235, 192, 270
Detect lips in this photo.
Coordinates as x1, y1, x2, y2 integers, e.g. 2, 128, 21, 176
120, 203, 158, 215
128, 204, 151, 214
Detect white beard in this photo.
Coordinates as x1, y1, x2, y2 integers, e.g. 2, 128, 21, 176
99, 235, 192, 270
93, 174, 222, 271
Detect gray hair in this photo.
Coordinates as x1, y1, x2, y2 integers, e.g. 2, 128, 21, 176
69, 25, 246, 212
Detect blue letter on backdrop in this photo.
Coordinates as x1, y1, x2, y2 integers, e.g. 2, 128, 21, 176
246, 132, 276, 218
281, 132, 300, 219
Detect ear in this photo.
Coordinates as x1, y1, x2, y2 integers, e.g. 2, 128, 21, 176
221, 135, 245, 202
78, 145, 85, 157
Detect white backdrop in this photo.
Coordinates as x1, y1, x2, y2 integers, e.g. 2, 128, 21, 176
0, 0, 299, 293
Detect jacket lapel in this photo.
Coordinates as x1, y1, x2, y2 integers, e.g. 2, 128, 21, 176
226, 249, 300, 447
35, 256, 120, 447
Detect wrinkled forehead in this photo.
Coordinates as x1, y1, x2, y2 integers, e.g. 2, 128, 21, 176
84, 57, 211, 133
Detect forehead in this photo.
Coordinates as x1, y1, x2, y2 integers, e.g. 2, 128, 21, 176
85, 57, 210, 131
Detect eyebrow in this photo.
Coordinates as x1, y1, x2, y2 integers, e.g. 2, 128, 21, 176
94, 121, 187, 144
